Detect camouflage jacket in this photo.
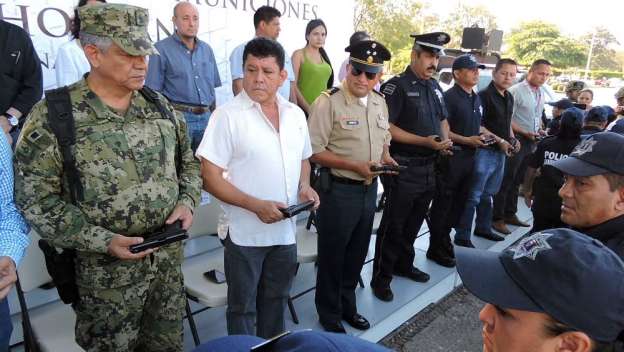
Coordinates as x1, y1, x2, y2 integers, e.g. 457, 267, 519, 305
14, 79, 201, 256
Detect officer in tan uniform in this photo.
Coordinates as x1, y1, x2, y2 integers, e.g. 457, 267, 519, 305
308, 40, 393, 333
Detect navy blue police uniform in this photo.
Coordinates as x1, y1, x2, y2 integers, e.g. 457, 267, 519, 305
527, 114, 582, 233
371, 32, 451, 299
428, 54, 486, 267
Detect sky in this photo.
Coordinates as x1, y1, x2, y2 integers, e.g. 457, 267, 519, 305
427, 0, 623, 50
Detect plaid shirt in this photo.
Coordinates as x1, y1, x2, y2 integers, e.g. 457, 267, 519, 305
0, 132, 28, 266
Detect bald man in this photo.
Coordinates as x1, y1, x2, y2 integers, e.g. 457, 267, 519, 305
146, 2, 222, 153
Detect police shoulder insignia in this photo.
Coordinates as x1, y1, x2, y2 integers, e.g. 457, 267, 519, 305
322, 87, 340, 97
382, 83, 397, 96
510, 232, 553, 260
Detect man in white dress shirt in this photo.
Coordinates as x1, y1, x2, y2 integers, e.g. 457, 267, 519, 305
197, 37, 319, 338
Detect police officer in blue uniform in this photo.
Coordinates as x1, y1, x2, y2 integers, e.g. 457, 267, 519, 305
522, 108, 583, 233
429, 54, 491, 268
371, 32, 453, 302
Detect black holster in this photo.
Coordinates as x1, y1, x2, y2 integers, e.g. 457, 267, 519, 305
38, 240, 79, 305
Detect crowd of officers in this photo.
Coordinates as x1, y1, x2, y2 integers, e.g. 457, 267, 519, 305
3, 2, 624, 351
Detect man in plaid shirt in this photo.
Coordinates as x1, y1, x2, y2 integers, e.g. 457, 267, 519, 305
0, 127, 29, 351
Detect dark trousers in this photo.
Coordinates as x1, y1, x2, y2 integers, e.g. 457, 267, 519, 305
372, 160, 436, 289
1, 298, 11, 352
429, 151, 475, 256
530, 190, 566, 233
315, 181, 378, 323
493, 137, 535, 221
223, 236, 297, 338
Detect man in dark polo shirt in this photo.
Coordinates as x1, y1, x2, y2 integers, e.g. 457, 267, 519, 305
454, 58, 519, 247
552, 131, 624, 259
429, 54, 488, 266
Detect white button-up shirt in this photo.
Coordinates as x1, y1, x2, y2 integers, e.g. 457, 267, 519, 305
196, 90, 312, 247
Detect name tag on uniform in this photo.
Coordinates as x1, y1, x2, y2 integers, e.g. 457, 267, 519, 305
346, 120, 359, 126
407, 92, 420, 97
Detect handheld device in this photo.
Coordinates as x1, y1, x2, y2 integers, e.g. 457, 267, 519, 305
204, 269, 226, 284
370, 164, 408, 172
129, 221, 188, 254
279, 200, 315, 218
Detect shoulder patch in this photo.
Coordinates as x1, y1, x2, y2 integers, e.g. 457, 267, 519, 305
321, 87, 340, 97
382, 83, 397, 96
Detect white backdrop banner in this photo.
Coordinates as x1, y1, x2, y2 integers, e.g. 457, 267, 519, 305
0, 0, 355, 103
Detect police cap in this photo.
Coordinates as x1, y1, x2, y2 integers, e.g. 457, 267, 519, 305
345, 40, 391, 74
552, 131, 624, 176
457, 229, 624, 343
410, 32, 450, 55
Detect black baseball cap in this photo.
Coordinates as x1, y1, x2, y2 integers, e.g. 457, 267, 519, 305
452, 54, 486, 71
457, 229, 624, 342
546, 98, 574, 110
551, 131, 624, 176
584, 106, 608, 123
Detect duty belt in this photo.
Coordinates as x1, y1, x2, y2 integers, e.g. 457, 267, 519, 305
393, 154, 437, 167
172, 102, 210, 115
331, 174, 377, 186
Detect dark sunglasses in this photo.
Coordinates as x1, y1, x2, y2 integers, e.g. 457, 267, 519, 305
350, 67, 377, 80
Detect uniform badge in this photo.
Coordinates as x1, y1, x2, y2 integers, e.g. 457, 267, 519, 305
346, 120, 359, 126
571, 138, 597, 156
435, 89, 444, 103
407, 92, 420, 97
479, 106, 483, 116
382, 83, 396, 96
27, 130, 42, 143
511, 232, 553, 260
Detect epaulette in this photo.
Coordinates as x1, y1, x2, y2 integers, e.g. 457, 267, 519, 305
372, 89, 384, 98
321, 87, 340, 97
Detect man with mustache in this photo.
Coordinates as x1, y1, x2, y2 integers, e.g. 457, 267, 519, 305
308, 40, 393, 333
14, 4, 202, 351
371, 32, 453, 302
551, 131, 624, 259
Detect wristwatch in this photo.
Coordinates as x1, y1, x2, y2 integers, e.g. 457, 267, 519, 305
4, 113, 19, 132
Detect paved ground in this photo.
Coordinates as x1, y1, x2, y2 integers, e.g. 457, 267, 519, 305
381, 287, 484, 352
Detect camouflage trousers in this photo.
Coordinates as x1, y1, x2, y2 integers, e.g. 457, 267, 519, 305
74, 245, 185, 352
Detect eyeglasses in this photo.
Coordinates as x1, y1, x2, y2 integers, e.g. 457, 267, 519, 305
350, 67, 377, 80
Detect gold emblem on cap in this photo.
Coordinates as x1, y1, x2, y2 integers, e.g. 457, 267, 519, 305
367, 56, 373, 63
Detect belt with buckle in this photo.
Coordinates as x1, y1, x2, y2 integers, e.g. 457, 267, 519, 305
172, 102, 210, 115
331, 174, 377, 186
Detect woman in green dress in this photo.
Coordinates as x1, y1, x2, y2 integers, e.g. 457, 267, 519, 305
292, 19, 334, 115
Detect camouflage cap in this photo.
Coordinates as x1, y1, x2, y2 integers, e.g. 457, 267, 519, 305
615, 86, 624, 100
78, 3, 158, 56
565, 80, 585, 92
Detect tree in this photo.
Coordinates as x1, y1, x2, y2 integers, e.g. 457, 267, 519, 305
506, 21, 585, 69
581, 27, 621, 71
439, 4, 497, 49
354, 0, 431, 74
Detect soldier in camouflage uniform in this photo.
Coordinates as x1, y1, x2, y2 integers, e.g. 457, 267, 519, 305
13, 4, 201, 352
